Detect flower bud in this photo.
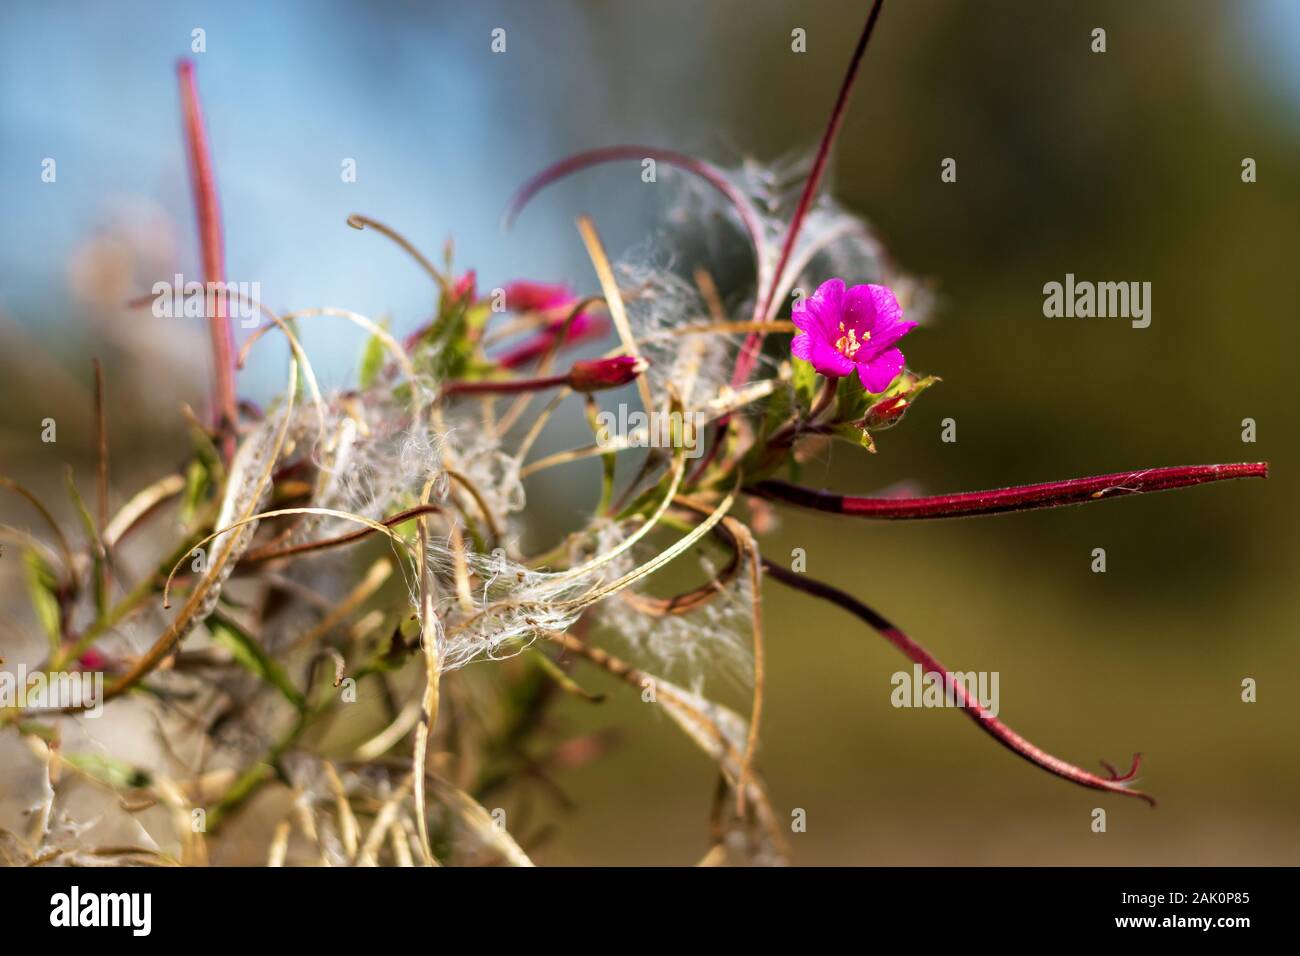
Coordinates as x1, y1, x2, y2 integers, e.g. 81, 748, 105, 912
862, 393, 910, 429
567, 355, 648, 393
450, 269, 476, 303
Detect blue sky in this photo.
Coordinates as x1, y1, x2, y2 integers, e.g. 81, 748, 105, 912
0, 0, 670, 392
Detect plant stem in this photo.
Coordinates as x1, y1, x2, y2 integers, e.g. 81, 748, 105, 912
732, 0, 887, 387
443, 373, 569, 397
178, 60, 237, 462
762, 559, 1154, 804
751, 462, 1268, 519
766, 375, 838, 450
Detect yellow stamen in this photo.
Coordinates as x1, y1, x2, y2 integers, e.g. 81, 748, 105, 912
834, 321, 869, 359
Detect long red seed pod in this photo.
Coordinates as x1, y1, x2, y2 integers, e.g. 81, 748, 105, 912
762, 560, 1154, 804
732, 0, 887, 387
695, 1, 888, 484
177, 60, 237, 462
751, 462, 1268, 519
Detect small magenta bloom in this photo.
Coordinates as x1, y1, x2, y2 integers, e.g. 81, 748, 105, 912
791, 278, 917, 392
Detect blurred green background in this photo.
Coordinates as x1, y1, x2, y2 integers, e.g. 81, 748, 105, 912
2, 0, 1297, 864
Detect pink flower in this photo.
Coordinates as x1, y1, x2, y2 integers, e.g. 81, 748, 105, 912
495, 279, 609, 368
503, 280, 574, 313
791, 278, 916, 392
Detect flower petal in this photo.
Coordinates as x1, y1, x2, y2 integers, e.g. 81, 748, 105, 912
840, 284, 879, 336
866, 287, 915, 349
791, 331, 814, 361
844, 283, 915, 353
794, 278, 847, 339
869, 316, 918, 354
791, 305, 816, 332
808, 336, 856, 378
857, 348, 905, 393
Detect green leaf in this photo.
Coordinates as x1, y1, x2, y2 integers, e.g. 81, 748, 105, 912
829, 422, 877, 454
64, 469, 106, 620
886, 372, 941, 401
23, 550, 62, 650
416, 295, 475, 380
390, 381, 413, 407
739, 380, 795, 481
184, 418, 225, 494
527, 648, 605, 703
462, 300, 491, 335
207, 614, 306, 709
901, 373, 941, 401
836, 375, 872, 424
179, 458, 211, 525
584, 396, 616, 515
761, 380, 795, 441
64, 752, 152, 789
861, 373, 941, 430
358, 319, 390, 390
792, 358, 818, 411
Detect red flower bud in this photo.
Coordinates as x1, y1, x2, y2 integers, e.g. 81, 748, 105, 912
862, 393, 910, 429
77, 649, 110, 671
567, 355, 648, 393
450, 269, 476, 304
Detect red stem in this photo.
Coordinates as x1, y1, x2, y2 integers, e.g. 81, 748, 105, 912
442, 373, 569, 397
751, 462, 1269, 519
732, 0, 887, 387
761, 559, 1154, 804
178, 60, 237, 462
698, 2, 887, 485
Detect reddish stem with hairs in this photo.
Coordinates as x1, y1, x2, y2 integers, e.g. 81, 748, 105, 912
732, 0, 887, 388
751, 462, 1269, 520
178, 60, 237, 462
443, 373, 570, 397
762, 559, 1154, 804
694, 0, 887, 486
